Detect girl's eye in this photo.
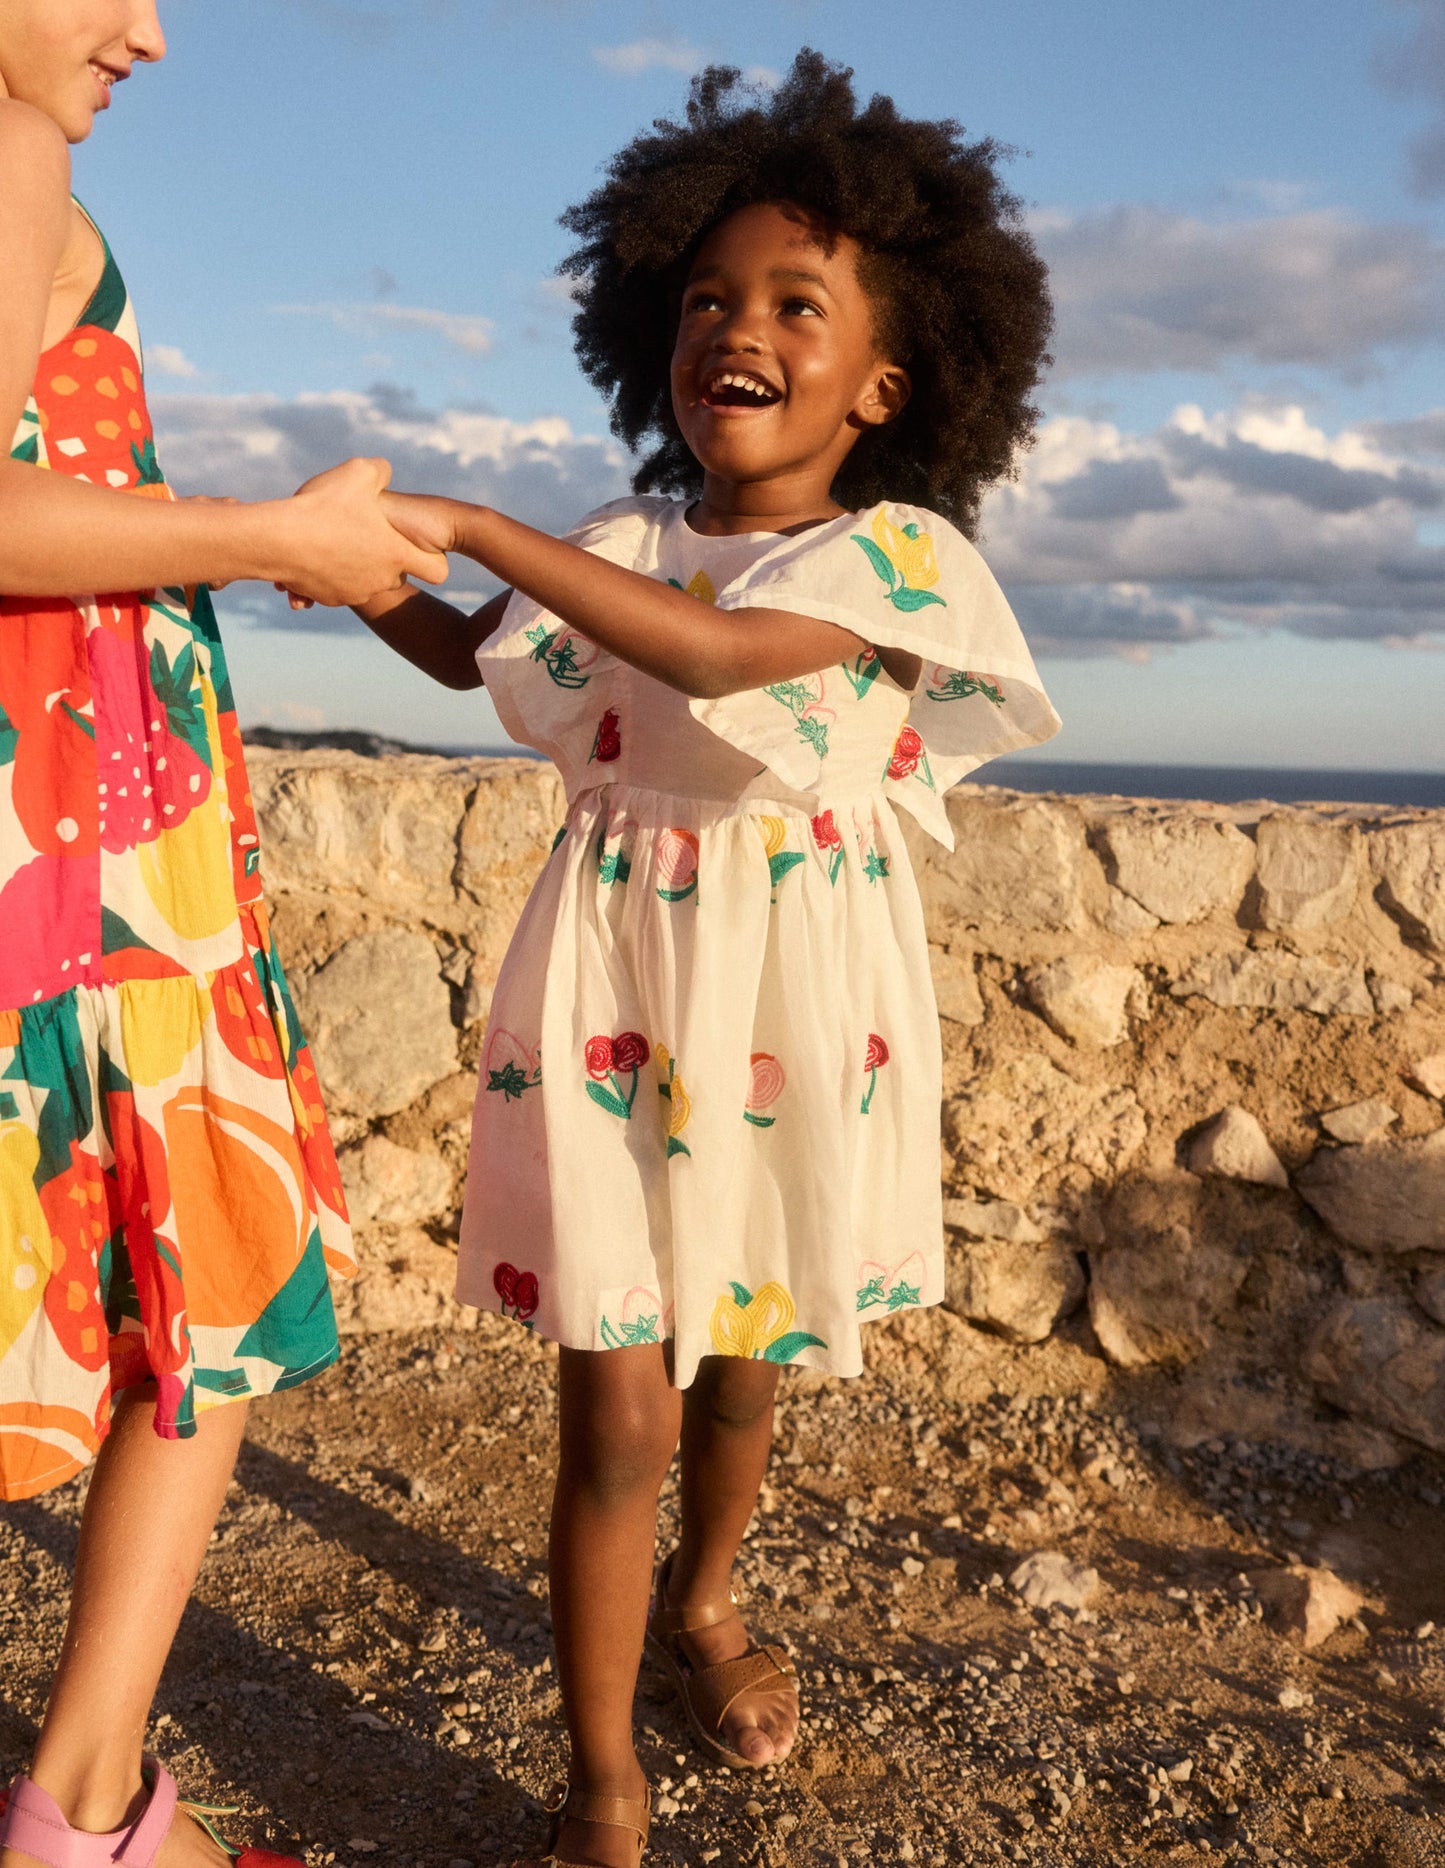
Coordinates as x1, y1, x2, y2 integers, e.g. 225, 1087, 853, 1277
781, 298, 822, 317
685, 292, 724, 314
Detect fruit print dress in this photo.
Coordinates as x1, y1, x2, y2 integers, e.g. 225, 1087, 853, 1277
0, 211, 353, 1500
458, 495, 1059, 1387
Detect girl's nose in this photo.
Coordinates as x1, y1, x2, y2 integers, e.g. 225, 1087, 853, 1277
128, 1, 167, 62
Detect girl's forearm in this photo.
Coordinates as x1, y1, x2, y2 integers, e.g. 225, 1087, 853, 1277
438, 500, 861, 699
352, 583, 498, 690
0, 459, 300, 596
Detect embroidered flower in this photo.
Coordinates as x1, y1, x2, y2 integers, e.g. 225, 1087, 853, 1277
851, 509, 947, 613
590, 707, 622, 763
655, 1041, 693, 1159
926, 663, 1005, 706
600, 1285, 668, 1348
856, 1252, 925, 1314
525, 623, 598, 690
494, 1261, 540, 1324
611, 1030, 650, 1072
744, 1052, 785, 1127
708, 1279, 827, 1363
810, 810, 846, 886
655, 826, 700, 903
763, 675, 833, 758
886, 724, 925, 781
584, 1035, 615, 1079
584, 1031, 647, 1119
861, 1033, 889, 1114
484, 1029, 542, 1101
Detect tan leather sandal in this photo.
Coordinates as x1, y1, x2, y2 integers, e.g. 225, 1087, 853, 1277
645, 1552, 800, 1771
515, 1781, 651, 1868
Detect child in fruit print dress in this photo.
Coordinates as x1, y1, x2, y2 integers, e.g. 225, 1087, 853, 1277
0, 9, 447, 1868
361, 52, 1059, 1868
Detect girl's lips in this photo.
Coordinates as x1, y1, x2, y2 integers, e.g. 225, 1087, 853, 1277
89, 63, 120, 110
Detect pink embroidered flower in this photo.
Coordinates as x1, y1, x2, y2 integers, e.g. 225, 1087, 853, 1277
745, 1052, 785, 1127
865, 1033, 890, 1071
655, 827, 700, 902
886, 724, 924, 782
584, 1035, 615, 1079
611, 1030, 650, 1073
810, 810, 843, 853
591, 707, 622, 763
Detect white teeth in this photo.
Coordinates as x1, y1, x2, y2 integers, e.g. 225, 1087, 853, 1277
710, 371, 776, 400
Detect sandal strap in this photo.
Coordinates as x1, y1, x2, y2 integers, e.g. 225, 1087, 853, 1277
1, 1762, 179, 1868
685, 1644, 799, 1740
543, 1783, 650, 1852
649, 1554, 738, 1639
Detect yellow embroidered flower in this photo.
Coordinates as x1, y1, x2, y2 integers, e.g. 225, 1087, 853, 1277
709, 1280, 796, 1358
873, 508, 940, 590
757, 815, 787, 860
667, 1074, 692, 1138
684, 569, 717, 605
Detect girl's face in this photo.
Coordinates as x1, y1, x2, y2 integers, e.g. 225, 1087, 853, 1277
670, 200, 909, 503
0, 0, 164, 143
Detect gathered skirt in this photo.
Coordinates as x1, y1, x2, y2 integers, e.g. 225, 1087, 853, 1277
0, 901, 353, 1500
457, 783, 944, 1388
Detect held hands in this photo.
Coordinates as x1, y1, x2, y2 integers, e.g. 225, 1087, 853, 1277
277, 458, 450, 608
379, 490, 459, 556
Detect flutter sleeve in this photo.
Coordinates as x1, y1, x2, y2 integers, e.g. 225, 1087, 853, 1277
692, 501, 1061, 847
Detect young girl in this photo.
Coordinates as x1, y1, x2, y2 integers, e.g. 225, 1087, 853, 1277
0, 8, 446, 1868
363, 53, 1058, 1868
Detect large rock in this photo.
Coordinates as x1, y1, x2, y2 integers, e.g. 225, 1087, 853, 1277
1087, 1176, 1249, 1368
1369, 819, 1445, 953
1249, 1565, 1364, 1649
919, 796, 1085, 932
1415, 1268, 1445, 1328
333, 1228, 473, 1335
1023, 957, 1148, 1049
340, 1135, 455, 1228
929, 946, 985, 1027
293, 929, 458, 1118
1254, 814, 1360, 930
944, 1054, 1146, 1204
1305, 1297, 1445, 1453
1187, 1106, 1288, 1188
1097, 813, 1255, 925
944, 1234, 1085, 1345
944, 1197, 1044, 1244
1172, 950, 1373, 1018
1295, 1130, 1445, 1254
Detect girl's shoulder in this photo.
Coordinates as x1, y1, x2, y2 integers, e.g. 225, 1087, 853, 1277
562, 492, 678, 555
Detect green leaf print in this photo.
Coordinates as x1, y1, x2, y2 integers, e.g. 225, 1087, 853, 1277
730, 1281, 754, 1308
768, 850, 805, 890
927, 669, 1006, 706
851, 534, 899, 591
886, 1280, 922, 1311
0, 702, 18, 766
148, 641, 212, 766
12, 432, 40, 467
1, 994, 93, 1190
762, 1330, 828, 1364
585, 1078, 632, 1120
842, 650, 882, 698
233, 1224, 338, 1380
862, 850, 890, 883
888, 585, 947, 613
856, 1275, 887, 1312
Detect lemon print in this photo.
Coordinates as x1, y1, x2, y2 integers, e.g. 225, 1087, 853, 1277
138, 792, 236, 942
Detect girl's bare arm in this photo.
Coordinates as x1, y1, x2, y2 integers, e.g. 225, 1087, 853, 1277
376, 493, 886, 700
349, 581, 511, 690
0, 100, 448, 605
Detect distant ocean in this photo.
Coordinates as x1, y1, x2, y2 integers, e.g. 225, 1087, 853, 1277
243, 730, 1445, 810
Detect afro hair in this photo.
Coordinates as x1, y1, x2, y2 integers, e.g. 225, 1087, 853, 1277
559, 49, 1053, 535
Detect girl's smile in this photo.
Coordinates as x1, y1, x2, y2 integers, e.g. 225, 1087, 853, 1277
0, 0, 163, 142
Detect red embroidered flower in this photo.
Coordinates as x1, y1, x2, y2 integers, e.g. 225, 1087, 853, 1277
592, 707, 622, 763
865, 1033, 890, 1071
494, 1262, 520, 1306
512, 1271, 540, 1320
810, 810, 843, 852
886, 724, 924, 781
611, 1030, 650, 1073
584, 1035, 615, 1078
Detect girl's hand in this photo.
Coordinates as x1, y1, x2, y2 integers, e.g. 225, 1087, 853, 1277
275, 457, 450, 607
381, 490, 461, 556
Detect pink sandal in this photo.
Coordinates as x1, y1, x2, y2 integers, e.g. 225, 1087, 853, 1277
0, 1759, 303, 1868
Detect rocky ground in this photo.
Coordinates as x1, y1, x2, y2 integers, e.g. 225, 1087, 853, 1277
3, 1313, 1443, 1868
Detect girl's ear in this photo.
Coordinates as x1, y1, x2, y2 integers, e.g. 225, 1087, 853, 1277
855, 363, 912, 429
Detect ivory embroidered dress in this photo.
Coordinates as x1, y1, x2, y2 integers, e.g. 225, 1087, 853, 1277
460, 495, 1058, 1386
0, 212, 353, 1500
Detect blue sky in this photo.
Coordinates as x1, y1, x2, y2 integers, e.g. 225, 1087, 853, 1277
73, 0, 1445, 768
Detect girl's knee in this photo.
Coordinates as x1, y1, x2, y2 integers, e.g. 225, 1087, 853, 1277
691, 1356, 779, 1430
558, 1347, 679, 1499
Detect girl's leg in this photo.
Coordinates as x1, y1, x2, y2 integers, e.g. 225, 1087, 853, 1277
548, 1345, 681, 1868
1, 1389, 248, 1868
665, 1357, 798, 1766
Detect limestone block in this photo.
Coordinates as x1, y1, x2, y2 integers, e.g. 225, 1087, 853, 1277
920, 795, 1085, 932
1008, 1550, 1099, 1611
1103, 890, 1160, 937
249, 752, 472, 911
340, 1135, 455, 1228
293, 929, 458, 1119
1369, 819, 1445, 953
929, 946, 984, 1027
1304, 1297, 1445, 1454
1368, 975, 1412, 1015
944, 1235, 1084, 1344
1408, 1053, 1445, 1100
1415, 1267, 1445, 1328
333, 1228, 472, 1335
1254, 814, 1360, 930
1188, 1106, 1289, 1188
943, 1055, 1146, 1203
1087, 1177, 1249, 1369
1319, 1100, 1399, 1145
1023, 956, 1148, 1049
1295, 1129, 1445, 1254
1248, 1566, 1364, 1649
1097, 814, 1255, 925
1172, 950, 1373, 1018
944, 1197, 1045, 1244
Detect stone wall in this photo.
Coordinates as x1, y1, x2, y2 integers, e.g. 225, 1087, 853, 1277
250, 750, 1445, 1459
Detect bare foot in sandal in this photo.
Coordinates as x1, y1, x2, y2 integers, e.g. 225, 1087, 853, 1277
648, 1557, 800, 1769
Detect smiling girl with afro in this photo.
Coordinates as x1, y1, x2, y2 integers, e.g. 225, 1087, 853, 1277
359, 50, 1061, 1868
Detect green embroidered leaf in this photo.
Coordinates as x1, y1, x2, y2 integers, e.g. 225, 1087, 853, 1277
888, 586, 947, 613
657, 880, 697, 904
856, 1278, 887, 1313
762, 1330, 828, 1364
743, 1110, 776, 1129
585, 1079, 631, 1120
886, 1281, 923, 1311
666, 1136, 692, 1159
842, 651, 882, 698
851, 534, 898, 590
729, 1281, 754, 1308
768, 851, 805, 888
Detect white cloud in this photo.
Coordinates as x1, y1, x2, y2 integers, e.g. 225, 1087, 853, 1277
1038, 204, 1445, 376
592, 36, 703, 77
276, 302, 495, 356
145, 344, 199, 379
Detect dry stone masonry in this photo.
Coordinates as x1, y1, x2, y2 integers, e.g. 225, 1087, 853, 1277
249, 751, 1445, 1461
